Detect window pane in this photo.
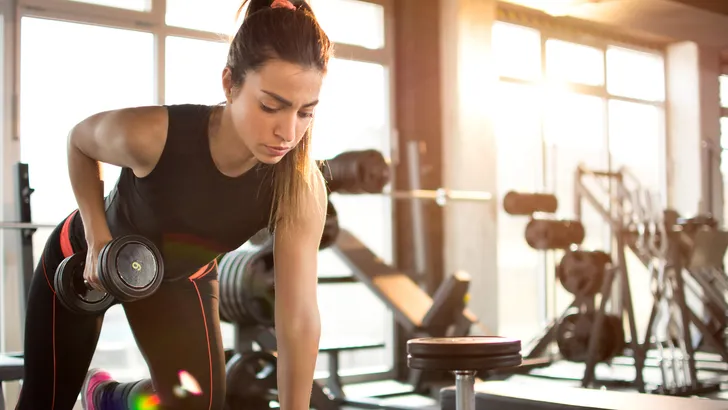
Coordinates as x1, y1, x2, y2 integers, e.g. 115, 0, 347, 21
165, 36, 229, 105
721, 75, 728, 108
20, 17, 154, 386
608, 100, 663, 191
311, 57, 393, 373
313, 57, 390, 260
543, 92, 608, 313
494, 81, 543, 342
165, 0, 240, 34
69, 0, 149, 11
492, 22, 541, 81
545, 39, 604, 86
606, 46, 665, 102
309, 0, 385, 49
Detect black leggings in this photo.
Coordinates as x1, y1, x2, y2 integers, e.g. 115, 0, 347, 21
15, 212, 226, 409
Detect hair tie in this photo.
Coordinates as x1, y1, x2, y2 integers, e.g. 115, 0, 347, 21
271, 0, 296, 10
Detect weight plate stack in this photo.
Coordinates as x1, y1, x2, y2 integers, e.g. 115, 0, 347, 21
219, 245, 276, 328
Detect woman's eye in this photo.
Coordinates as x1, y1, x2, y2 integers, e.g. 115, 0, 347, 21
298, 111, 314, 119
260, 104, 278, 113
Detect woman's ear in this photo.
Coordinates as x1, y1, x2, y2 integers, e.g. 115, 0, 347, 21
222, 67, 234, 103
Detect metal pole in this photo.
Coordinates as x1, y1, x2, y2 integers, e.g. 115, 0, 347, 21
0, 221, 56, 230
454, 371, 476, 410
406, 141, 430, 289
384, 188, 493, 204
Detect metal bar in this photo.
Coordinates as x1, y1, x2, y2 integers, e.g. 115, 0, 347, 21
0, 221, 56, 229
383, 188, 493, 204
455, 371, 476, 410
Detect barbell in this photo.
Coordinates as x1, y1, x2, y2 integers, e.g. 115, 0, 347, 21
322, 149, 493, 207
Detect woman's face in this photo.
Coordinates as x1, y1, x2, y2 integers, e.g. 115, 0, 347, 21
223, 60, 324, 165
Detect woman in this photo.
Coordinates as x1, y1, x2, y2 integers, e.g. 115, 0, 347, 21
16, 0, 332, 409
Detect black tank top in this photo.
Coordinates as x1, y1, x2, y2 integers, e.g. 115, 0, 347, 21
77, 104, 275, 277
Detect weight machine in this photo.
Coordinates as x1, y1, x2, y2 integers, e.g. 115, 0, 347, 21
512, 164, 728, 397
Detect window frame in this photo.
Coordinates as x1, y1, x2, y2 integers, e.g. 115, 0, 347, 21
3, 0, 398, 390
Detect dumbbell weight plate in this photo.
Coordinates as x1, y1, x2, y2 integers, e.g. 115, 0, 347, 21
54, 253, 114, 314
98, 235, 164, 302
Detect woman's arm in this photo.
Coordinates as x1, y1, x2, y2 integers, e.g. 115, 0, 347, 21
273, 169, 328, 410
67, 106, 168, 244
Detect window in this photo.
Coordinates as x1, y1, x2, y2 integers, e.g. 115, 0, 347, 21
607, 46, 665, 102
494, 81, 544, 342
69, 0, 150, 11
165, 36, 230, 105
544, 91, 610, 315
309, 0, 385, 49
545, 39, 604, 86
492, 22, 541, 82
166, 0, 241, 34
721, 75, 728, 108
312, 57, 393, 374
608, 100, 663, 191
19, 17, 154, 383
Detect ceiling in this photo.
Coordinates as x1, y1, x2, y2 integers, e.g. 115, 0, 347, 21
500, 0, 728, 51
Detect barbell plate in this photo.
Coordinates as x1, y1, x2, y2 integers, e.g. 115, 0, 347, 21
503, 191, 558, 215
226, 351, 278, 398
556, 312, 616, 363
557, 250, 609, 296
407, 336, 521, 357
408, 353, 522, 372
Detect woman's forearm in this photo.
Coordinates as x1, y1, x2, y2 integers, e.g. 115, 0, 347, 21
275, 312, 321, 410
67, 130, 112, 243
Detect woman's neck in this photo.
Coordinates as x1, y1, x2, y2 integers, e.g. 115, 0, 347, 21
208, 104, 258, 177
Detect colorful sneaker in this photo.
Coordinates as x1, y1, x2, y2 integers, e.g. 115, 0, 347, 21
81, 368, 113, 410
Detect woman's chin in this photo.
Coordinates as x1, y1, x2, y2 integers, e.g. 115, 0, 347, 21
254, 151, 286, 165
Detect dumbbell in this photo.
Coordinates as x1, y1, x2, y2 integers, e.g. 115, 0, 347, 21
407, 337, 522, 410
54, 235, 164, 314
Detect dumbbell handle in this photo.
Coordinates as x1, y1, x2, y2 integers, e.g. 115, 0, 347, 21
78, 261, 104, 293
454, 371, 476, 410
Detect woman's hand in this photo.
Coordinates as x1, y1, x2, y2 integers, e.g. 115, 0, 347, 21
84, 238, 110, 292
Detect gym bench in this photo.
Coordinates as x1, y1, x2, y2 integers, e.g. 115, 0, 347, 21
319, 340, 386, 399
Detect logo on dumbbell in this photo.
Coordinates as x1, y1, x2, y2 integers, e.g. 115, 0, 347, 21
131, 261, 142, 271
